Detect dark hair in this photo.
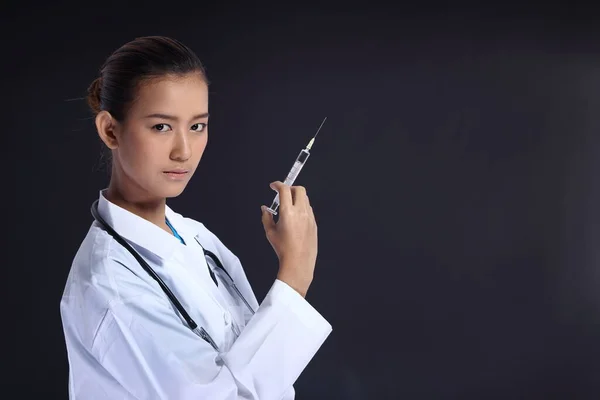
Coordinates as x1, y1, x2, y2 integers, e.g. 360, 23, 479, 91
86, 36, 208, 121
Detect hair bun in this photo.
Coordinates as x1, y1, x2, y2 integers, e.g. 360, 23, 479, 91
86, 77, 103, 114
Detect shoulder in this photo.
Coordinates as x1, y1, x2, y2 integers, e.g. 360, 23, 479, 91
60, 223, 168, 347
74, 223, 163, 294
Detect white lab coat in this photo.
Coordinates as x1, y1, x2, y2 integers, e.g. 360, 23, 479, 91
60, 189, 332, 399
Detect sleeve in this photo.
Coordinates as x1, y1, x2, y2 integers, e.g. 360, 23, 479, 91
91, 258, 332, 400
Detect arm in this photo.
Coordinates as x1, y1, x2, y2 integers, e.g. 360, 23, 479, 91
91, 260, 332, 400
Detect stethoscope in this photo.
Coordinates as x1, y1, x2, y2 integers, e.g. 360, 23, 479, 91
91, 199, 255, 352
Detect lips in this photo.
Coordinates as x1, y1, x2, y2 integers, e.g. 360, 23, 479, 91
163, 169, 190, 180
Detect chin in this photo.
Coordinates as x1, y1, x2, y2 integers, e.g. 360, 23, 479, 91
158, 184, 188, 199
164, 188, 186, 198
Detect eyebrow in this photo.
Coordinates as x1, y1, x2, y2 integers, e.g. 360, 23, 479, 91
144, 112, 210, 121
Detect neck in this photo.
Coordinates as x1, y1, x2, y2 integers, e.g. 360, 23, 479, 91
105, 175, 168, 230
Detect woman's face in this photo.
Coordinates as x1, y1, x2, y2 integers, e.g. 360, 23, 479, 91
112, 73, 209, 201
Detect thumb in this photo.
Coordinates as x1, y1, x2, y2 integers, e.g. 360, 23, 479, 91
261, 205, 275, 233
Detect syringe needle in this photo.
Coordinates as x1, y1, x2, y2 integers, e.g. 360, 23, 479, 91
306, 117, 327, 150
314, 117, 327, 140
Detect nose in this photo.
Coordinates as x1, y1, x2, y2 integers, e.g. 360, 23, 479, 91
170, 130, 192, 161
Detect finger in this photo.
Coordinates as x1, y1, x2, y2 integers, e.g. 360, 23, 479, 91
270, 181, 293, 209
291, 186, 309, 211
261, 205, 276, 233
304, 189, 312, 207
308, 205, 316, 224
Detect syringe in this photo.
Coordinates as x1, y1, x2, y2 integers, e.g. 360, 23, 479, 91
265, 117, 327, 215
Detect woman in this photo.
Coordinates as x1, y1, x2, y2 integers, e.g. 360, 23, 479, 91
60, 36, 332, 400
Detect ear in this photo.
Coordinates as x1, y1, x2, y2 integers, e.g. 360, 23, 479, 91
95, 111, 120, 150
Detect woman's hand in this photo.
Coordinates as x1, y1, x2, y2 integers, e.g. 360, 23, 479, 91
261, 181, 318, 297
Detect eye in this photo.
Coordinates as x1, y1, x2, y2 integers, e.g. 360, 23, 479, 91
153, 123, 172, 132
191, 123, 207, 132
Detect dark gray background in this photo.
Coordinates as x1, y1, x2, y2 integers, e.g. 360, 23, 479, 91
4, 3, 600, 399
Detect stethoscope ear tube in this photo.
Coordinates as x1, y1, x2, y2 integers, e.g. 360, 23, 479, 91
90, 200, 204, 337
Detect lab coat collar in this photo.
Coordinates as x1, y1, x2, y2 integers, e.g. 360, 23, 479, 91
97, 189, 193, 262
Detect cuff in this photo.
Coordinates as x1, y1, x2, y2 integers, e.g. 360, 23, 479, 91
268, 279, 333, 334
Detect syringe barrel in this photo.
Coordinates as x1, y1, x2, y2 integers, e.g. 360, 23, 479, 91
284, 149, 310, 185
267, 148, 311, 214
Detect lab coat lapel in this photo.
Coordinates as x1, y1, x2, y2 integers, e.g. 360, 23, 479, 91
181, 240, 229, 308
166, 249, 227, 345
163, 206, 235, 300
163, 210, 230, 318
